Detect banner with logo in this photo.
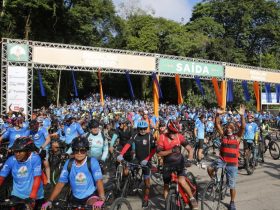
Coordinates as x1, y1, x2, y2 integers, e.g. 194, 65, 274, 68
261, 93, 279, 104
7, 44, 29, 62
159, 58, 224, 77
7, 66, 28, 114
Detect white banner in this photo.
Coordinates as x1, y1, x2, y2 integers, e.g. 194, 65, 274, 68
261, 92, 279, 105
7, 66, 28, 114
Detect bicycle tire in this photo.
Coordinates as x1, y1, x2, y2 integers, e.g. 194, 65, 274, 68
51, 165, 62, 185
201, 180, 221, 210
109, 197, 132, 210
269, 141, 280, 160
116, 164, 123, 192
166, 188, 184, 210
259, 141, 265, 163
245, 150, 255, 175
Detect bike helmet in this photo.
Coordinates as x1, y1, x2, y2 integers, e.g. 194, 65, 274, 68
71, 136, 89, 151
159, 119, 166, 127
88, 119, 99, 129
11, 137, 35, 152
167, 119, 180, 133
64, 114, 73, 121
137, 120, 148, 129
119, 118, 128, 124
29, 119, 39, 131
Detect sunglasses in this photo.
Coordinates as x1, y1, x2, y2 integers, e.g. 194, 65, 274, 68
139, 128, 147, 131
73, 148, 87, 154
14, 150, 25, 153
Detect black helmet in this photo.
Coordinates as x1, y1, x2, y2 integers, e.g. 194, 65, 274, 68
11, 137, 35, 152
159, 119, 166, 127
64, 114, 73, 121
88, 119, 99, 129
71, 137, 89, 150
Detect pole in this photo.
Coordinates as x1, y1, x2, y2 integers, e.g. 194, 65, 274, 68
56, 70, 61, 106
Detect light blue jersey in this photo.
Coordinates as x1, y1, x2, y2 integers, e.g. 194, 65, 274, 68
87, 132, 108, 162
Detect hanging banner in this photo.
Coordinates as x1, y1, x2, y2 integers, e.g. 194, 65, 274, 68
71, 71, 78, 97
226, 80, 233, 103
253, 81, 261, 112
98, 69, 104, 106
175, 74, 184, 105
7, 44, 29, 62
125, 71, 135, 99
152, 73, 163, 99
221, 80, 227, 109
195, 76, 205, 96
261, 93, 279, 104
276, 84, 280, 103
153, 75, 160, 117
225, 66, 280, 83
159, 58, 224, 77
7, 66, 28, 114
212, 78, 222, 106
241, 81, 251, 102
33, 47, 156, 71
264, 83, 272, 103
38, 70, 46, 97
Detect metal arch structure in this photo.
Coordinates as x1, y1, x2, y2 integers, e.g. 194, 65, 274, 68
1, 38, 280, 118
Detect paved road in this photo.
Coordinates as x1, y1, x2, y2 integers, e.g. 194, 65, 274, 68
126, 152, 280, 210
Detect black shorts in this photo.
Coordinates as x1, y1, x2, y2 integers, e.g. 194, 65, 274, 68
69, 192, 97, 206
197, 139, 204, 149
243, 140, 254, 150
162, 159, 186, 184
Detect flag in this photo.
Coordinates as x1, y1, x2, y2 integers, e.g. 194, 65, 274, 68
71, 71, 78, 97
175, 74, 183, 105
38, 70, 46, 96
125, 71, 135, 99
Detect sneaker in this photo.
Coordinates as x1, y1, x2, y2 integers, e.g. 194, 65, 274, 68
229, 201, 236, 210
142, 199, 149, 208
190, 198, 198, 210
201, 161, 207, 169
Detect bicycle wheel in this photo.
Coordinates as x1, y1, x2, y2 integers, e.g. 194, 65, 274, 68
166, 188, 184, 210
115, 164, 123, 191
109, 197, 132, 210
151, 167, 164, 186
269, 141, 280, 160
201, 180, 221, 210
245, 150, 255, 175
258, 141, 265, 163
51, 165, 62, 185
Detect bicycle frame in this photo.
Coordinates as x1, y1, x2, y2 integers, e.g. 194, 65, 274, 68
170, 172, 197, 205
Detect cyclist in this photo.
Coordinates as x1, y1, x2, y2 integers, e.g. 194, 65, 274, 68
0, 117, 30, 148
86, 119, 109, 164
109, 118, 134, 159
194, 114, 206, 166
0, 137, 44, 210
243, 114, 259, 159
41, 136, 105, 209
29, 120, 51, 186
117, 120, 156, 208
157, 119, 198, 210
207, 105, 245, 210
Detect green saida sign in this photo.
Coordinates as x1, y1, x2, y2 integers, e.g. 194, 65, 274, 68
159, 58, 224, 78
7, 43, 29, 62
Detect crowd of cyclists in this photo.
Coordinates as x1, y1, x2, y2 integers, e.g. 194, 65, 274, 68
0, 93, 279, 210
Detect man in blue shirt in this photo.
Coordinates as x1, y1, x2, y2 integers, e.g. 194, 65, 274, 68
243, 114, 259, 158
62, 115, 85, 145
30, 120, 51, 186
0, 137, 44, 210
42, 137, 105, 209
194, 114, 206, 165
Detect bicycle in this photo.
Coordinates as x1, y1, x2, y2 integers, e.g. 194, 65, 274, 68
262, 133, 280, 160
0, 199, 34, 210
243, 140, 258, 175
165, 167, 198, 210
150, 154, 164, 186
201, 159, 228, 210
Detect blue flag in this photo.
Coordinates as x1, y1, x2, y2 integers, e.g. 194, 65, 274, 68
195, 76, 205, 96
125, 71, 135, 99
152, 73, 163, 99
227, 80, 233, 102
38, 70, 46, 97
242, 81, 250, 102
71, 71, 78, 97
265, 83, 272, 103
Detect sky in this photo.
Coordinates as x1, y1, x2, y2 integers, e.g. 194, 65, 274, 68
112, 0, 202, 23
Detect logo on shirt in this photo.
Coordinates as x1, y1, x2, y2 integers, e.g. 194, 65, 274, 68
34, 134, 40, 139
15, 134, 21, 139
66, 128, 71, 135
75, 172, 86, 185
18, 166, 28, 178
143, 139, 147, 145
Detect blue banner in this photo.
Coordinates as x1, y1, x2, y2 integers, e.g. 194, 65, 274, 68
194, 76, 205, 96
152, 73, 163, 99
242, 81, 250, 102
38, 70, 46, 96
275, 84, 280, 103
227, 80, 233, 102
265, 83, 272, 103
125, 71, 135, 99
71, 71, 78, 97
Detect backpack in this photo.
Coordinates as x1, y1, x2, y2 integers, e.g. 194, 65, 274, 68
66, 157, 94, 182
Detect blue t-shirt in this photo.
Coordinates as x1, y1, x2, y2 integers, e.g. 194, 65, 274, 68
43, 118, 51, 130
58, 157, 103, 199
3, 127, 30, 148
195, 119, 205, 140
206, 121, 214, 132
30, 127, 49, 149
244, 122, 259, 141
0, 153, 44, 199
63, 122, 85, 144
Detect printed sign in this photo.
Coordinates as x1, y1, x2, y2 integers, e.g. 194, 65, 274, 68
159, 58, 224, 77
7, 44, 29, 62
7, 66, 28, 114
